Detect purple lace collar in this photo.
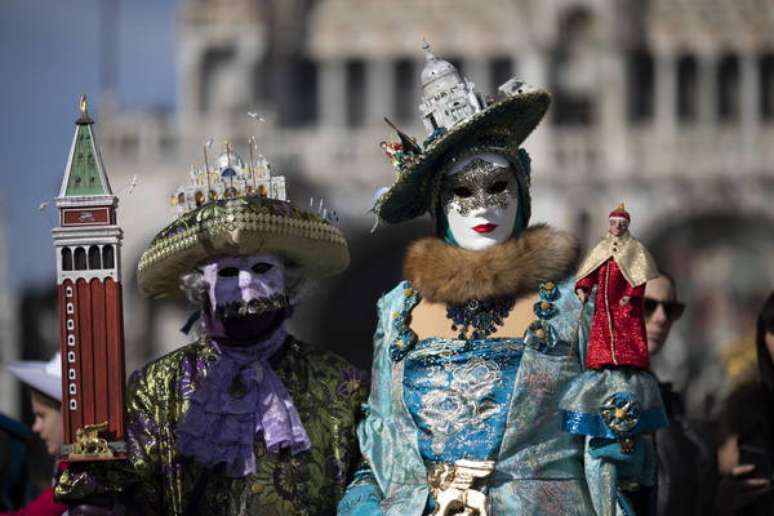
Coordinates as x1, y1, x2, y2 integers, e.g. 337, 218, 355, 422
176, 325, 311, 477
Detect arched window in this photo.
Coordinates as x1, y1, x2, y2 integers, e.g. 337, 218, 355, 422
346, 60, 366, 128
88, 246, 101, 269
200, 46, 236, 113
102, 245, 115, 270
717, 54, 740, 122
394, 58, 416, 124
627, 49, 654, 123
677, 55, 698, 122
61, 248, 73, 271
74, 247, 87, 271
760, 53, 774, 120
551, 7, 596, 125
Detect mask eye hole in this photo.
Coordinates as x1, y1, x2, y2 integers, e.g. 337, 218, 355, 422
452, 187, 473, 198
251, 262, 274, 274
487, 181, 508, 194
218, 267, 239, 277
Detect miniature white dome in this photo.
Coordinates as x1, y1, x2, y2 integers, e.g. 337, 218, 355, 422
420, 42, 461, 87
215, 146, 246, 172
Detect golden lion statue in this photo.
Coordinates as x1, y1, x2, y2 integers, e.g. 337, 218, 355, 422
69, 421, 113, 459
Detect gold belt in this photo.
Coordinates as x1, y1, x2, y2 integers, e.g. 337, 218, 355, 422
427, 459, 495, 516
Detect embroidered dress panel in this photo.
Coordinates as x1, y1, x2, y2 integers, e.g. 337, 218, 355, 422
403, 337, 523, 462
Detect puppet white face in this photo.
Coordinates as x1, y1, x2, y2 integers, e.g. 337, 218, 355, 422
440, 154, 520, 251
201, 254, 286, 320
608, 217, 629, 237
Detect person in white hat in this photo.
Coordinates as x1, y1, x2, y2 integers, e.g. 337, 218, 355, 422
3, 353, 67, 516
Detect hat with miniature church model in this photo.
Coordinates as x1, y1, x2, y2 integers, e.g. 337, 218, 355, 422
137, 140, 349, 299
374, 42, 550, 225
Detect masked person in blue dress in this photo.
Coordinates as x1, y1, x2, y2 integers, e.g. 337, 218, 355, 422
337, 43, 656, 516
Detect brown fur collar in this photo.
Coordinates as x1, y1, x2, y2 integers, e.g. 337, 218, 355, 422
404, 225, 581, 304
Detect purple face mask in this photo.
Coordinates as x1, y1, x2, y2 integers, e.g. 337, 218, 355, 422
201, 255, 289, 341
177, 254, 312, 475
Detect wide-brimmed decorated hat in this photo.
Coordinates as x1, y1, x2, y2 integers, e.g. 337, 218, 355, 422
5, 353, 62, 401
138, 142, 349, 299
374, 43, 550, 225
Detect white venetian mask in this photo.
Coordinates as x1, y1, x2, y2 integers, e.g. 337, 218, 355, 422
439, 153, 520, 251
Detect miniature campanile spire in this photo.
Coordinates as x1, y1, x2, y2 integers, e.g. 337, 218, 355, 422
51, 96, 127, 460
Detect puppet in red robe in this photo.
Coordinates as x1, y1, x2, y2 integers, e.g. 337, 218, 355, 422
575, 204, 659, 370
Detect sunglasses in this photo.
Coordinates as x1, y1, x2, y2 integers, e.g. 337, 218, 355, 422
643, 298, 685, 321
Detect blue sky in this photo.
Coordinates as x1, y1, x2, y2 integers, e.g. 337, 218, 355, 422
0, 0, 178, 292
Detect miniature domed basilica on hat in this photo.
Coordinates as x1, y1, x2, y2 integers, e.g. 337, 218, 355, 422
170, 140, 287, 218
418, 42, 484, 136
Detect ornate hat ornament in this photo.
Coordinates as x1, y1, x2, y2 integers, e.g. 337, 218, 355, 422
138, 137, 349, 299
374, 41, 551, 225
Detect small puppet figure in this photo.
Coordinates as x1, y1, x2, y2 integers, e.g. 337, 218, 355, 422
559, 204, 668, 512
574, 203, 659, 369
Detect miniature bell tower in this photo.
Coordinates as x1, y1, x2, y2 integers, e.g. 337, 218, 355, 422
51, 96, 126, 460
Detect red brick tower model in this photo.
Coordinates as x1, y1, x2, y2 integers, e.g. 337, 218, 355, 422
52, 96, 126, 460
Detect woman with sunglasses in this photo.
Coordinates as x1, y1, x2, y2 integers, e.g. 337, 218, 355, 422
632, 274, 718, 515
716, 292, 774, 516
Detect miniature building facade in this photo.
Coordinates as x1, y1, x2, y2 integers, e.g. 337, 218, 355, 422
418, 43, 484, 135
51, 97, 126, 458
171, 141, 287, 218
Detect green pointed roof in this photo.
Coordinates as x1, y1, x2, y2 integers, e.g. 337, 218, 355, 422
59, 96, 113, 198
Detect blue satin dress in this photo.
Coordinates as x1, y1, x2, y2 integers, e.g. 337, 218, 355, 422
338, 279, 626, 516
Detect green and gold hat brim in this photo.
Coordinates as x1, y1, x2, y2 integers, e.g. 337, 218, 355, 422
374, 89, 550, 224
137, 196, 349, 299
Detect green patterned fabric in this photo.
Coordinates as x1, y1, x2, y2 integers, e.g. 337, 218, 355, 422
57, 336, 368, 515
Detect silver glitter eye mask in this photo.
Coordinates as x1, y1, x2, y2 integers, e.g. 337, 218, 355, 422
439, 159, 519, 216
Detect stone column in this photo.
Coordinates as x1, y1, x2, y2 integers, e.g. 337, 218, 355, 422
740, 52, 760, 173
177, 38, 204, 160
654, 52, 677, 174
655, 53, 677, 130
598, 50, 629, 177
319, 59, 347, 128
519, 49, 550, 166
366, 60, 395, 126
178, 38, 204, 117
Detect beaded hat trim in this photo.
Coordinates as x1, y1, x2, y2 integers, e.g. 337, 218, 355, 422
137, 196, 348, 299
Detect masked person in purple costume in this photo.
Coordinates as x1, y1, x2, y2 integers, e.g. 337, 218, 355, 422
56, 143, 368, 515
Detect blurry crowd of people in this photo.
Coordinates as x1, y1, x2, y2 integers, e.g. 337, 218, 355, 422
634, 277, 773, 515
1, 278, 772, 515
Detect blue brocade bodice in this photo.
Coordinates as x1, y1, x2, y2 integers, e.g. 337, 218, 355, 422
403, 337, 523, 463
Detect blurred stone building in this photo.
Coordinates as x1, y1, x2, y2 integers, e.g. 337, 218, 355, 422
94, 0, 774, 416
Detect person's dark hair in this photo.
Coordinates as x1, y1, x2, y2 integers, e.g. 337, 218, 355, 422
656, 270, 678, 300
29, 389, 61, 411
756, 291, 774, 396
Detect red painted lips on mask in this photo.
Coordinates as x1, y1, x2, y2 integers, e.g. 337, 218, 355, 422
472, 223, 498, 234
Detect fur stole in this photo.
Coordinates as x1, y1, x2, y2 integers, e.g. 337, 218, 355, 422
404, 224, 581, 304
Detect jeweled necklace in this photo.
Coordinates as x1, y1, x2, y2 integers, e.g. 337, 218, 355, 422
446, 296, 516, 340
